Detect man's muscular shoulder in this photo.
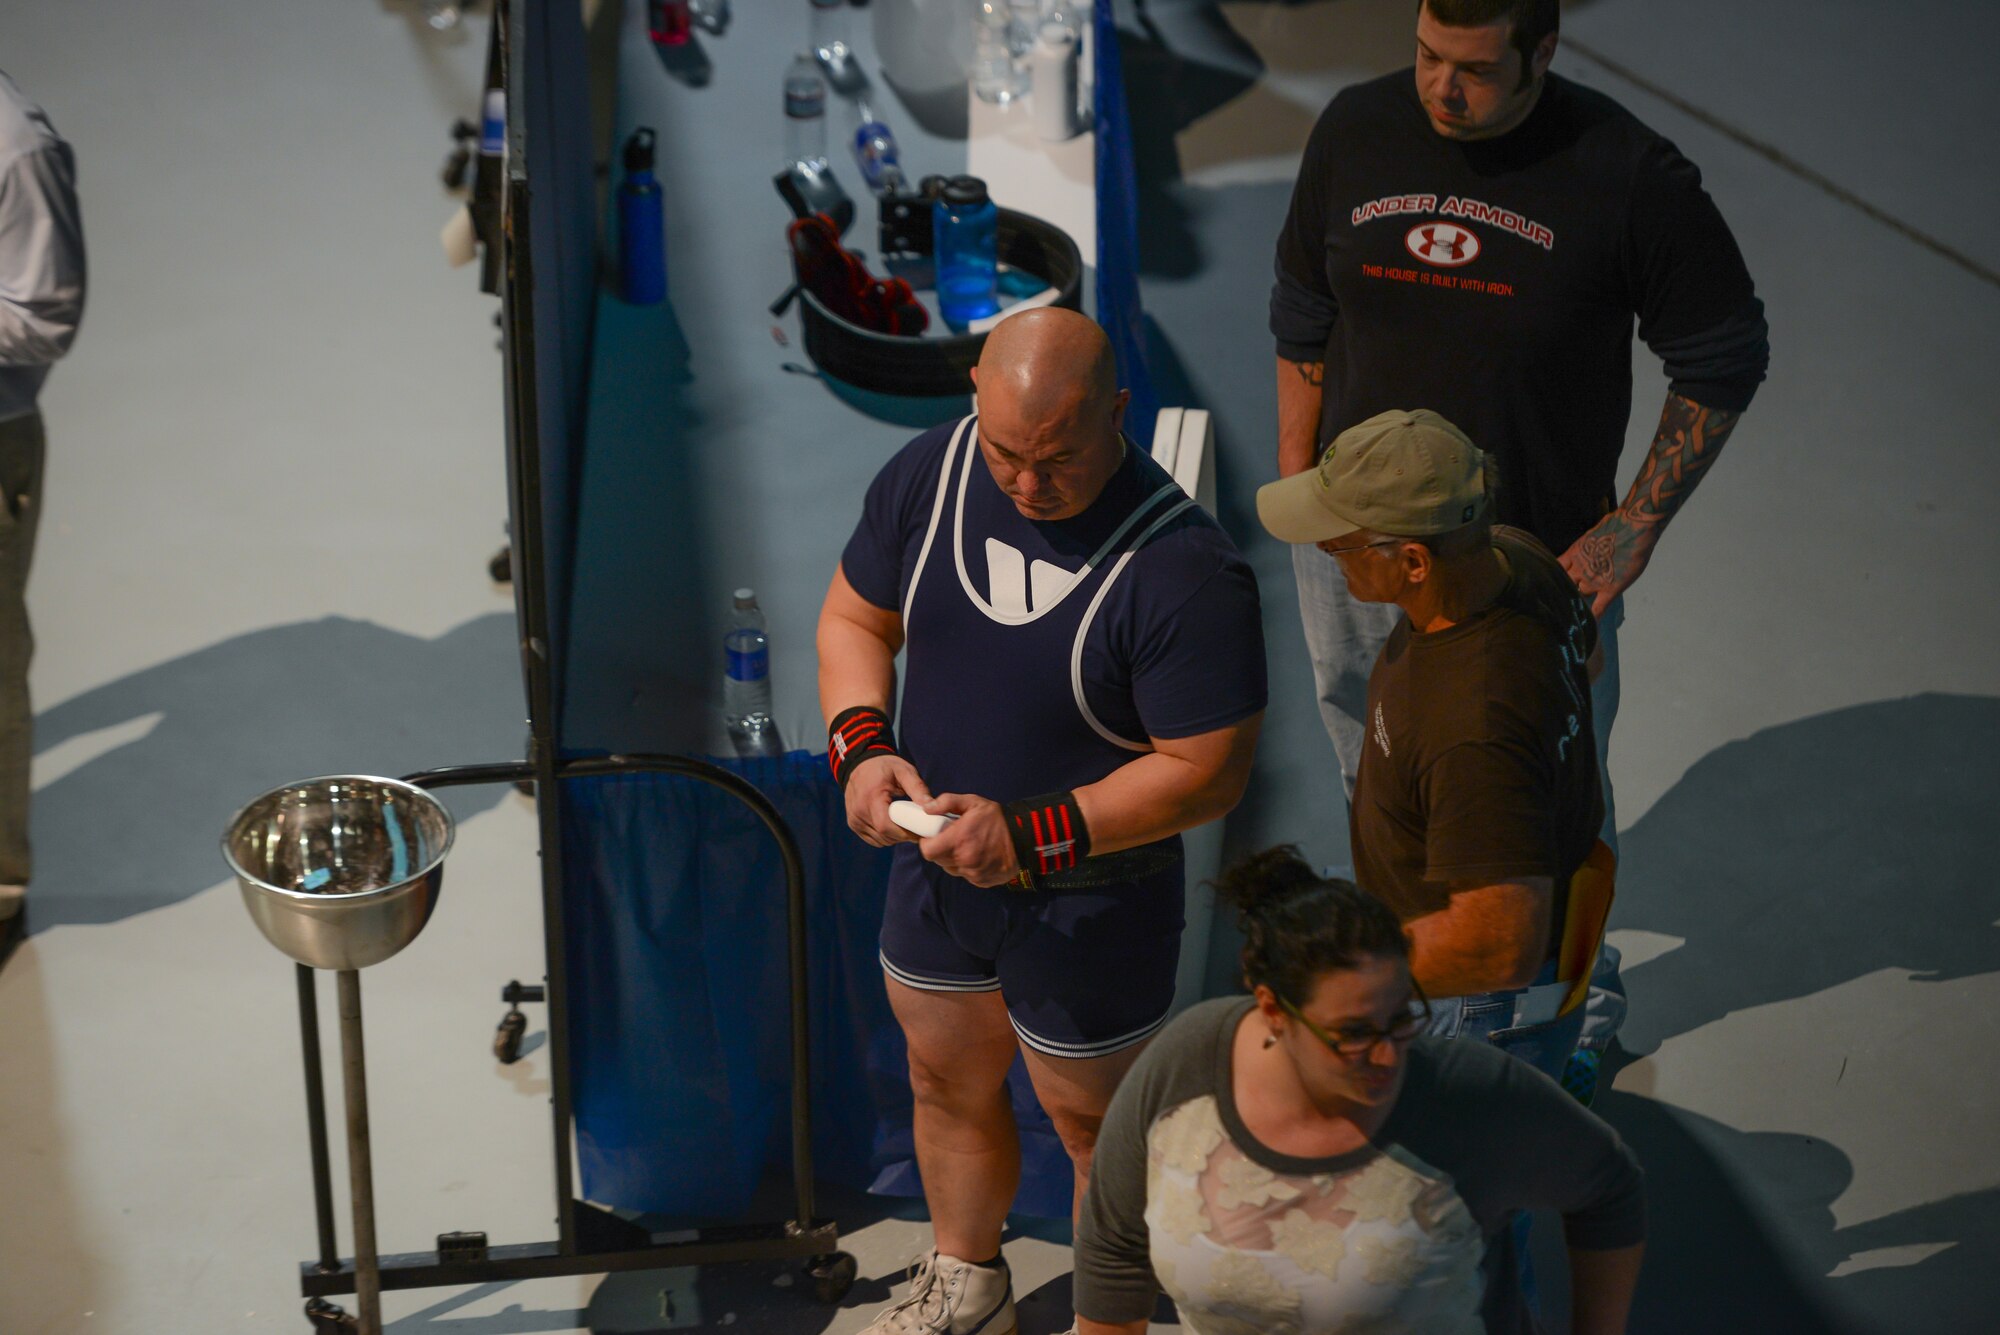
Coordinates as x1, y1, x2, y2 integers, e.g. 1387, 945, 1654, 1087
862, 415, 969, 528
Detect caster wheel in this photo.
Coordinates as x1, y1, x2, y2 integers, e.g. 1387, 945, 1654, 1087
304, 1297, 357, 1332
806, 1250, 858, 1303
494, 1008, 527, 1063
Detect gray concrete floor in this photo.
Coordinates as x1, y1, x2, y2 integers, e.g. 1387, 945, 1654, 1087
1, 1, 1997, 1332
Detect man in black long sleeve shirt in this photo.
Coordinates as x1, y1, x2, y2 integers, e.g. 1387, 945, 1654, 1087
1270, 0, 1768, 1078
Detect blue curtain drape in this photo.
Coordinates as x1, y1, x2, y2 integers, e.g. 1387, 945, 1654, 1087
560, 753, 1074, 1218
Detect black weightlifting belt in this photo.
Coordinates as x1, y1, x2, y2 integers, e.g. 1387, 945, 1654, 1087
797, 205, 1085, 398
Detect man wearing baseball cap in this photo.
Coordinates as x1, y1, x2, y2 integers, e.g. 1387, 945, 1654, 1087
1259, 409, 1604, 1080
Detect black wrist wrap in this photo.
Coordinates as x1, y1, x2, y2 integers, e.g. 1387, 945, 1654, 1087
827, 706, 899, 788
1003, 791, 1090, 889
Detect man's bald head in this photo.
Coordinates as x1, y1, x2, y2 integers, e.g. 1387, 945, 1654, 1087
969, 308, 1131, 520
974, 307, 1119, 425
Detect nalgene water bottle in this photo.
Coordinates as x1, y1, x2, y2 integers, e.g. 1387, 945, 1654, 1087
933, 175, 1001, 331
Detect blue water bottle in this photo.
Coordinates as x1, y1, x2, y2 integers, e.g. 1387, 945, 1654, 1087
617, 128, 666, 305
852, 102, 905, 195
934, 175, 1000, 331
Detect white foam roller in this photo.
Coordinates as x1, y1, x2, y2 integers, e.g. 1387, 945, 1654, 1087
889, 800, 956, 839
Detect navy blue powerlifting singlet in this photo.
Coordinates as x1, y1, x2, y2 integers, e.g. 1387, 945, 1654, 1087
896, 414, 1195, 836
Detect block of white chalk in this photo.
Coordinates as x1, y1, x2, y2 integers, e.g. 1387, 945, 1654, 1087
889, 800, 956, 839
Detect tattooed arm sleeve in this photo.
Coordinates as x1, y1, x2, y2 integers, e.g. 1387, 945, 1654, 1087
1275, 357, 1325, 478
1560, 393, 1743, 614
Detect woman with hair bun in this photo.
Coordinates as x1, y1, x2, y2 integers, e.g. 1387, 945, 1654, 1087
1072, 847, 1644, 1335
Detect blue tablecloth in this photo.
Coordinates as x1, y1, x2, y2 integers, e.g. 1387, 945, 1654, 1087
560, 752, 1073, 1219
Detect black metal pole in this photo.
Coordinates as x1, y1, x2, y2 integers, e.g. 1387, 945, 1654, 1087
295, 963, 340, 1272
337, 969, 383, 1334
498, 0, 580, 1254
401, 762, 536, 791
785, 784, 815, 1231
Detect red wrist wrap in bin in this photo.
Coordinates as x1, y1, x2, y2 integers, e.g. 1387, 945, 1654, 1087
788, 213, 927, 336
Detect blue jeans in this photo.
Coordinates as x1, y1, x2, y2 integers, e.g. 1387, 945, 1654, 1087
1429, 960, 1585, 1318
1292, 545, 1626, 1051
1424, 962, 1585, 1083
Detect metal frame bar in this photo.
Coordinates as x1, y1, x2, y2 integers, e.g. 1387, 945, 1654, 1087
300, 1222, 840, 1297
278, 0, 839, 1308
288, 755, 830, 1299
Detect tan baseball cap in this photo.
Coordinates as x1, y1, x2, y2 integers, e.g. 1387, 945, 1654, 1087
1257, 409, 1488, 544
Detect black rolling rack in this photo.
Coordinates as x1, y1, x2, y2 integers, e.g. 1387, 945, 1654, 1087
290, 3, 854, 1327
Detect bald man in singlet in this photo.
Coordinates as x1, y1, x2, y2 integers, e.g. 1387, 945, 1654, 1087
819, 309, 1267, 1335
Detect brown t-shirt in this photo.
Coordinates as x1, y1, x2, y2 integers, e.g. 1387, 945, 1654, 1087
1350, 527, 1602, 943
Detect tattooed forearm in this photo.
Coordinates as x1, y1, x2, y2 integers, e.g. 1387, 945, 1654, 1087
1620, 393, 1741, 529
1276, 356, 1328, 476
1561, 393, 1745, 609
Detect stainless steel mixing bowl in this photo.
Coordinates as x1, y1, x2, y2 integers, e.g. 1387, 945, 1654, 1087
223, 775, 455, 971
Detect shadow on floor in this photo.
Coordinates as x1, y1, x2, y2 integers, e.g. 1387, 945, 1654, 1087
1596, 691, 2000, 1330
1116, 0, 1417, 278
27, 613, 522, 930
559, 288, 718, 757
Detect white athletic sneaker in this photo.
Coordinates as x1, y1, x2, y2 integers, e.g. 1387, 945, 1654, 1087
857, 1248, 1017, 1335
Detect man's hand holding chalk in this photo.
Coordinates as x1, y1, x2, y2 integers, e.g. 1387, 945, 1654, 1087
909, 792, 1022, 889
843, 753, 935, 848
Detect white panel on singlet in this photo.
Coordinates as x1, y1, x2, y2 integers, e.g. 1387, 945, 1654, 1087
1030, 560, 1069, 613
986, 537, 1030, 618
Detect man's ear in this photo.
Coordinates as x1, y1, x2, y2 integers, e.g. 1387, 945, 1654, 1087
1109, 387, 1131, 436
1530, 30, 1558, 81
1400, 541, 1435, 586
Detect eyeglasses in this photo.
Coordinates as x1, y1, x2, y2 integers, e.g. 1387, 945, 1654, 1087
1318, 536, 1403, 558
1279, 986, 1432, 1061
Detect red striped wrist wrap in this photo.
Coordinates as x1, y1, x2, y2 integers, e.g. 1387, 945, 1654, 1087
827, 706, 899, 788
1003, 792, 1090, 888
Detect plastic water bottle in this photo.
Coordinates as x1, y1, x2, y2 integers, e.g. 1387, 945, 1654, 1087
1007, 0, 1043, 56
783, 52, 830, 172
810, 0, 857, 86
723, 589, 784, 757
934, 175, 1001, 330
616, 128, 666, 305
852, 103, 905, 194
689, 0, 730, 34
970, 0, 1029, 104
479, 87, 505, 161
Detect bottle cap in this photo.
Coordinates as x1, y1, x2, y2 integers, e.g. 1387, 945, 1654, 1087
733, 587, 757, 607
941, 175, 990, 208
624, 127, 656, 173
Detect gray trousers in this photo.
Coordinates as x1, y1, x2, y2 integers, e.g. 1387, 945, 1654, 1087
0, 411, 44, 886
1291, 543, 1628, 1052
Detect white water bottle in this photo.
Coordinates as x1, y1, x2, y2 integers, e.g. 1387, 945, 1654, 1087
1031, 20, 1081, 141
723, 589, 784, 757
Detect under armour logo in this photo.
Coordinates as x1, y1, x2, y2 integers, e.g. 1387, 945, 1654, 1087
1404, 221, 1481, 267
